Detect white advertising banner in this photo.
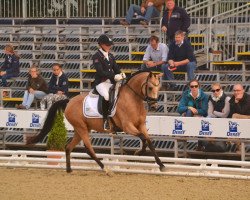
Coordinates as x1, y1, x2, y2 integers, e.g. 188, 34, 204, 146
146, 116, 250, 139
0, 110, 249, 138
0, 110, 73, 130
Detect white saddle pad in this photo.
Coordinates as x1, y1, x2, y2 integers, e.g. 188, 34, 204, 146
83, 92, 117, 118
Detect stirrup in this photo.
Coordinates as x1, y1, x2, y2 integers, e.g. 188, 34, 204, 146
103, 120, 110, 131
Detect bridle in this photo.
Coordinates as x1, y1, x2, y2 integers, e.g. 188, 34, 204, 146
125, 72, 160, 105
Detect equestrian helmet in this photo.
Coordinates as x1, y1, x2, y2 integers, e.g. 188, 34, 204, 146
97, 34, 113, 46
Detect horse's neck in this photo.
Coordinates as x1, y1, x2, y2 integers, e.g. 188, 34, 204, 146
126, 73, 146, 96
118, 73, 146, 106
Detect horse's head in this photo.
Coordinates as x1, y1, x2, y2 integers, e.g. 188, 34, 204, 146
142, 72, 161, 112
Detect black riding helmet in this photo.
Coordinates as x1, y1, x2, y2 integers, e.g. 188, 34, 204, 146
97, 34, 113, 46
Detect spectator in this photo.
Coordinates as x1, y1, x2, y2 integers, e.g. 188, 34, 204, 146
197, 83, 230, 152
93, 34, 126, 130
162, 30, 196, 81
120, 0, 165, 28
40, 63, 68, 110
16, 65, 48, 109
140, 35, 172, 89
228, 84, 250, 119
161, 0, 190, 43
177, 79, 208, 117
207, 83, 230, 118
0, 44, 20, 90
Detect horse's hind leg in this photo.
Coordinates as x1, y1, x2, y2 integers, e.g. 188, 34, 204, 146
65, 131, 81, 173
75, 127, 105, 170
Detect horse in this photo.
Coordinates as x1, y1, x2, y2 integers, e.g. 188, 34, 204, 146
27, 71, 167, 173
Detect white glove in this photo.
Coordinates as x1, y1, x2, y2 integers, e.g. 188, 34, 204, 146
120, 72, 126, 79
114, 74, 123, 82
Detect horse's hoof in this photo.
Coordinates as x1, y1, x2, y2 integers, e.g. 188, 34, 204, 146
160, 165, 167, 172
103, 167, 114, 177
66, 168, 72, 173
134, 150, 142, 156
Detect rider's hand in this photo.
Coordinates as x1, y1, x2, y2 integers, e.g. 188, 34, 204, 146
114, 74, 123, 82
120, 72, 126, 79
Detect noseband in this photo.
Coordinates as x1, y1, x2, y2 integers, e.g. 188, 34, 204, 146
126, 73, 160, 105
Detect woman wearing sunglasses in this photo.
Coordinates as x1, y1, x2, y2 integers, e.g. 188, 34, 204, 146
207, 83, 230, 118
177, 79, 208, 117
197, 83, 230, 152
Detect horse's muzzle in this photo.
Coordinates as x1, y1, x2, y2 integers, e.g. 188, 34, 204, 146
148, 102, 158, 112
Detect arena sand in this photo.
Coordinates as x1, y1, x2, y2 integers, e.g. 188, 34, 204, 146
0, 168, 250, 200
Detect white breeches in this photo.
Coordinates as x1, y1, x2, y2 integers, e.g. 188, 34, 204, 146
96, 79, 113, 101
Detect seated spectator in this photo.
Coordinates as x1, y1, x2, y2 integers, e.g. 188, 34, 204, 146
197, 83, 230, 152
40, 63, 68, 110
120, 0, 164, 28
161, 0, 190, 43
228, 84, 250, 119
162, 30, 196, 82
140, 35, 172, 89
16, 65, 48, 109
0, 44, 20, 94
207, 83, 230, 118
177, 79, 208, 117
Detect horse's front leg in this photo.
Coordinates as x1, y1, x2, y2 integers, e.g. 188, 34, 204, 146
123, 123, 166, 172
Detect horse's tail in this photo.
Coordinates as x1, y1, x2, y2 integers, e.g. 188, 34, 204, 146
26, 99, 70, 145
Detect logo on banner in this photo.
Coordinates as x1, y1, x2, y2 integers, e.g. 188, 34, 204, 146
6, 112, 18, 127
227, 121, 240, 137
30, 113, 41, 128
172, 119, 185, 134
199, 120, 212, 136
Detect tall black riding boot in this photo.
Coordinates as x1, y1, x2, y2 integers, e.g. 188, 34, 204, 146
102, 100, 110, 130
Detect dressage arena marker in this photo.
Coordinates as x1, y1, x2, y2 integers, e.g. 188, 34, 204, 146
0, 150, 250, 180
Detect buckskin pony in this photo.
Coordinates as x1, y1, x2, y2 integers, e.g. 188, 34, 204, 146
27, 71, 166, 173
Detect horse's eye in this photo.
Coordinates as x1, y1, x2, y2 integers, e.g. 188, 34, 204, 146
148, 87, 153, 91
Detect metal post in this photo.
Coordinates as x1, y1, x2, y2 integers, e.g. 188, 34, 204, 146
22, 0, 27, 18
111, 0, 116, 19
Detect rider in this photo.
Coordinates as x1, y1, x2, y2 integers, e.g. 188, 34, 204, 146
92, 34, 126, 130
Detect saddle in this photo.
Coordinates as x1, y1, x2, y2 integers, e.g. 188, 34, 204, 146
83, 83, 120, 118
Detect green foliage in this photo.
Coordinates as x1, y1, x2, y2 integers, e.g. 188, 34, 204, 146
47, 110, 67, 151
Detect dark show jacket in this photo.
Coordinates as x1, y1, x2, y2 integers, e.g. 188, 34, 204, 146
92, 50, 121, 87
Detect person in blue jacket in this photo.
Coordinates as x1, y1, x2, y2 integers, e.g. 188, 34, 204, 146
40, 63, 68, 110
0, 44, 20, 87
177, 79, 208, 117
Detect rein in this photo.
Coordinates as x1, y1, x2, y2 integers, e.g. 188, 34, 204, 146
125, 73, 160, 104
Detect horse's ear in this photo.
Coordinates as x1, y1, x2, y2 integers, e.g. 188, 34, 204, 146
157, 73, 163, 78
149, 71, 153, 78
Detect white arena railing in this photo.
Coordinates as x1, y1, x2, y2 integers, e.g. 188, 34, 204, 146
0, 150, 250, 180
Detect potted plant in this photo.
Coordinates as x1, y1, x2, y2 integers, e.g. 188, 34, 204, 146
47, 110, 67, 164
